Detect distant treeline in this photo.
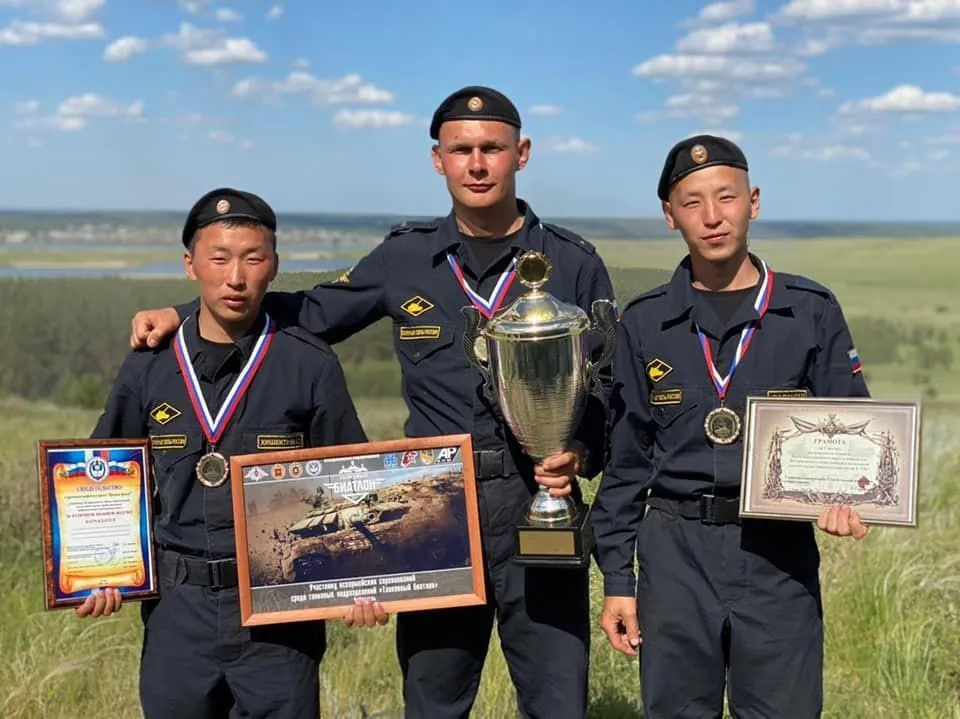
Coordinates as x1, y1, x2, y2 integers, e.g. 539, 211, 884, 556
0, 266, 954, 410
3, 209, 960, 240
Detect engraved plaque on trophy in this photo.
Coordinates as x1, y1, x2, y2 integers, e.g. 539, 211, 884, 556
462, 250, 616, 568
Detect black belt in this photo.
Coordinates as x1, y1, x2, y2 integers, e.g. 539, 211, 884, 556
473, 449, 517, 480
647, 494, 741, 525
158, 548, 238, 589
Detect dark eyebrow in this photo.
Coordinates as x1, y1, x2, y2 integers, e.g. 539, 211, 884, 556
447, 139, 509, 152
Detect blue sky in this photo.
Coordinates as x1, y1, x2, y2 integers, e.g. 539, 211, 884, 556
2, 0, 959, 222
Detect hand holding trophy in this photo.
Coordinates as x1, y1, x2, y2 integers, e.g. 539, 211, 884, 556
462, 250, 616, 568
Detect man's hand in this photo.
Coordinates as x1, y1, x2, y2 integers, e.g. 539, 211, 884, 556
343, 597, 389, 628
130, 308, 180, 350
75, 587, 123, 618
534, 440, 585, 498
816, 504, 870, 541
600, 596, 641, 657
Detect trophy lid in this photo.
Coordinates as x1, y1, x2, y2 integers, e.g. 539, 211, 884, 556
483, 251, 590, 341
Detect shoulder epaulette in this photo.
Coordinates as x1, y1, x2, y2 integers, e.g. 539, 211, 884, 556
780, 273, 835, 302
386, 218, 441, 238
542, 222, 597, 255
622, 284, 669, 313
277, 324, 335, 356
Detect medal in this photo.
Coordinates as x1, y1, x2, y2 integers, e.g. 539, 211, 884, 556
173, 313, 275, 487
196, 452, 229, 487
696, 260, 774, 445
704, 407, 742, 445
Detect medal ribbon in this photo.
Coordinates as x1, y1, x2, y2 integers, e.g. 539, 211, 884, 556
696, 260, 774, 401
173, 313, 276, 445
446, 252, 518, 318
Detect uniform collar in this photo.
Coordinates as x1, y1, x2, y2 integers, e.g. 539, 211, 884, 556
664, 252, 789, 338
184, 308, 268, 376
431, 198, 546, 264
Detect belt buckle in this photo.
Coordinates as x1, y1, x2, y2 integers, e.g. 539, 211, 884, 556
699, 494, 718, 525
208, 559, 234, 590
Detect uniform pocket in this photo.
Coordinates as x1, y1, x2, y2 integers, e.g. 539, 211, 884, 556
394, 323, 456, 365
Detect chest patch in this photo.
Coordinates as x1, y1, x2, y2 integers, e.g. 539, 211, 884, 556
150, 402, 182, 425
399, 325, 441, 340
257, 433, 305, 450
401, 295, 435, 318
150, 434, 188, 451
650, 388, 683, 405
646, 358, 673, 383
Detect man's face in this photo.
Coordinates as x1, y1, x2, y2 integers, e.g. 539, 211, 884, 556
663, 165, 760, 264
432, 120, 530, 210
184, 222, 278, 327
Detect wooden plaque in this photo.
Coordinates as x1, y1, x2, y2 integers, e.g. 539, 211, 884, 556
229, 434, 486, 626
38, 438, 160, 609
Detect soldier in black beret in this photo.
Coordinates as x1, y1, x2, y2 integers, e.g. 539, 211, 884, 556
82, 185, 371, 719
128, 89, 617, 719
594, 134, 871, 718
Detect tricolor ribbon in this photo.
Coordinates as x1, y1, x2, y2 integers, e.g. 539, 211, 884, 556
696, 260, 774, 401
446, 252, 518, 318
173, 314, 275, 445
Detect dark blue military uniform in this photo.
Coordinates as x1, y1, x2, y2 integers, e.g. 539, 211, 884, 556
94, 187, 368, 718
592, 254, 869, 718
172, 199, 615, 718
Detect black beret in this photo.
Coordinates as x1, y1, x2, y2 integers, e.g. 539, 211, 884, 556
429, 85, 521, 140
657, 134, 749, 201
181, 187, 277, 247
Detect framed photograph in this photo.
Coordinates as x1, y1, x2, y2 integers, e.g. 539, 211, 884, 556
740, 397, 921, 526
229, 434, 486, 626
38, 438, 160, 609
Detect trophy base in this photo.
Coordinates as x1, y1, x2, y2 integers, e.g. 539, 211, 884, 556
513, 504, 594, 569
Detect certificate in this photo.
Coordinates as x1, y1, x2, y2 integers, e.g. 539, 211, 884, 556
228, 434, 486, 626
38, 438, 159, 609
740, 397, 921, 526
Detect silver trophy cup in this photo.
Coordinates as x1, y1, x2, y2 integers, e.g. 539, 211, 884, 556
462, 250, 616, 565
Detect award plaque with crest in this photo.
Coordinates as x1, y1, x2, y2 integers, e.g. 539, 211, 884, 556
228, 434, 486, 626
38, 438, 160, 610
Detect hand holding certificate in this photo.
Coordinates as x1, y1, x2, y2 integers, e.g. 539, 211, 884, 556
740, 397, 921, 528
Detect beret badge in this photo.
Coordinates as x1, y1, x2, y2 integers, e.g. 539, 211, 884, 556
215, 199, 230, 215
467, 96, 484, 112
690, 144, 708, 165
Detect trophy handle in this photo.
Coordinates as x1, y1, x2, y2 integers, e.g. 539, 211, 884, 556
460, 306, 496, 401
585, 298, 617, 395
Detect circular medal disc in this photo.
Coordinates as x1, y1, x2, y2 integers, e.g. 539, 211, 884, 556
705, 407, 741, 445
473, 335, 488, 363
196, 452, 230, 488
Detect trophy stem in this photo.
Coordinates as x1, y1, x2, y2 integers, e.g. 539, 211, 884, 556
527, 485, 577, 525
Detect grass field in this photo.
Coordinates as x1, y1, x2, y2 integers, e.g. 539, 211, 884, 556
1, 236, 959, 718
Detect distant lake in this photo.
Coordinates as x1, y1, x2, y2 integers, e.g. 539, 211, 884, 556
0, 243, 355, 279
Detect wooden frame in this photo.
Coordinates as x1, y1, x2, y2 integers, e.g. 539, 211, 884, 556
229, 434, 486, 626
38, 438, 160, 609
739, 397, 922, 527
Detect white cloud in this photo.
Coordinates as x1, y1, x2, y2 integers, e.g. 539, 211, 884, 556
544, 137, 599, 153
207, 128, 254, 148
292, 57, 309, 69
776, 0, 903, 23
104, 35, 149, 62
675, 22, 776, 53
528, 104, 562, 116
0, 0, 105, 21
58, 93, 144, 119
333, 109, 415, 129
13, 99, 39, 114
839, 84, 960, 113
163, 22, 267, 66
232, 71, 395, 106
699, 0, 755, 23
267, 4, 282, 20
215, 8, 241, 22
208, 128, 233, 142
0, 20, 102, 45
639, 93, 740, 125
633, 53, 805, 81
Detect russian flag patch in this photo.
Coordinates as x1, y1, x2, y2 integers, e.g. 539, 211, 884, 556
848, 348, 862, 375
